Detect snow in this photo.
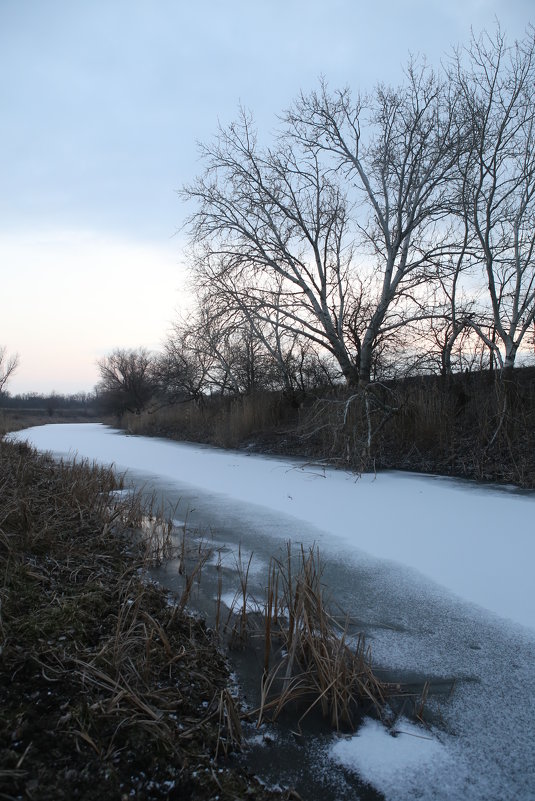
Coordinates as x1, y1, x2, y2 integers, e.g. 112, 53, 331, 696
330, 718, 460, 798
10, 422, 535, 630
219, 591, 264, 614
8, 423, 535, 801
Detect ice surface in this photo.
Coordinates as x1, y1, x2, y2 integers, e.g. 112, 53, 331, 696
329, 717, 469, 800
10, 422, 535, 629
219, 591, 264, 614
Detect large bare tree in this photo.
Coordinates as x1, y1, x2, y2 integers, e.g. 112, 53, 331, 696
285, 63, 464, 383
451, 26, 535, 374
182, 37, 535, 390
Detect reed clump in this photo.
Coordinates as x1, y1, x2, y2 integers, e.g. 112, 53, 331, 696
258, 545, 388, 731
216, 543, 389, 733
0, 439, 286, 801
122, 392, 294, 450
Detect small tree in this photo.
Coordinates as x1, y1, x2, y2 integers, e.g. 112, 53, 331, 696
96, 348, 155, 415
0, 347, 19, 396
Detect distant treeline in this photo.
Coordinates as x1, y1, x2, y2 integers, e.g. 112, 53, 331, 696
0, 392, 97, 411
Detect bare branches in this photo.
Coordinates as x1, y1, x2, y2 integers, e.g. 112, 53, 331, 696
182, 59, 472, 388
176, 25, 535, 395
182, 110, 364, 386
96, 348, 155, 415
0, 346, 19, 395
451, 25, 535, 371
285, 63, 466, 382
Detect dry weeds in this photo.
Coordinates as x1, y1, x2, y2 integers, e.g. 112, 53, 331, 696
122, 368, 535, 488
0, 439, 287, 801
215, 543, 398, 734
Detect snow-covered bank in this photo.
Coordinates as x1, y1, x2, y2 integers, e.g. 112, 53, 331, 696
10, 422, 535, 630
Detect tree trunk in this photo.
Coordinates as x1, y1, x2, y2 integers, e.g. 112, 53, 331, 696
502, 342, 518, 380
358, 342, 373, 385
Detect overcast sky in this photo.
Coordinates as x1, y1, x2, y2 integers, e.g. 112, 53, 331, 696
1, 0, 532, 394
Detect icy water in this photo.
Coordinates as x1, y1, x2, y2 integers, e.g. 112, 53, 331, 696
133, 474, 535, 801
9, 424, 535, 801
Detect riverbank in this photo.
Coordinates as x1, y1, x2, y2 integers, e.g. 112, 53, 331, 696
120, 368, 535, 489
0, 408, 102, 436
0, 438, 289, 801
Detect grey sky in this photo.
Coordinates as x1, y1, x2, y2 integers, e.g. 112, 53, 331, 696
0, 0, 532, 393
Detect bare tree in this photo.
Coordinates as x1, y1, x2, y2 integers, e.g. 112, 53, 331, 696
183, 38, 535, 390
452, 26, 535, 374
0, 347, 19, 395
153, 322, 213, 404
286, 63, 464, 383
184, 76, 463, 388
96, 348, 155, 415
182, 110, 360, 385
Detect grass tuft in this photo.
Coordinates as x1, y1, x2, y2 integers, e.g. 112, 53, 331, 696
254, 545, 387, 732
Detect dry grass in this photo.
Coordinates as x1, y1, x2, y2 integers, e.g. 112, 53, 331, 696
255, 545, 388, 732
0, 439, 287, 801
118, 368, 535, 487
122, 392, 293, 449
214, 542, 392, 734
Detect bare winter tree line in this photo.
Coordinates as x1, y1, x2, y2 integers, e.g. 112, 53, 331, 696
97, 27, 535, 416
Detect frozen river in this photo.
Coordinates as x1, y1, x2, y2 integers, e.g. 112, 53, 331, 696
9, 423, 535, 801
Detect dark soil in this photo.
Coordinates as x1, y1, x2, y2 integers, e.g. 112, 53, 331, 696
0, 440, 292, 801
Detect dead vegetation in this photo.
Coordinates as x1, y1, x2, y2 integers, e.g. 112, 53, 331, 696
254, 545, 387, 732
138, 502, 411, 739
211, 544, 423, 737
124, 367, 535, 488
0, 439, 287, 801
